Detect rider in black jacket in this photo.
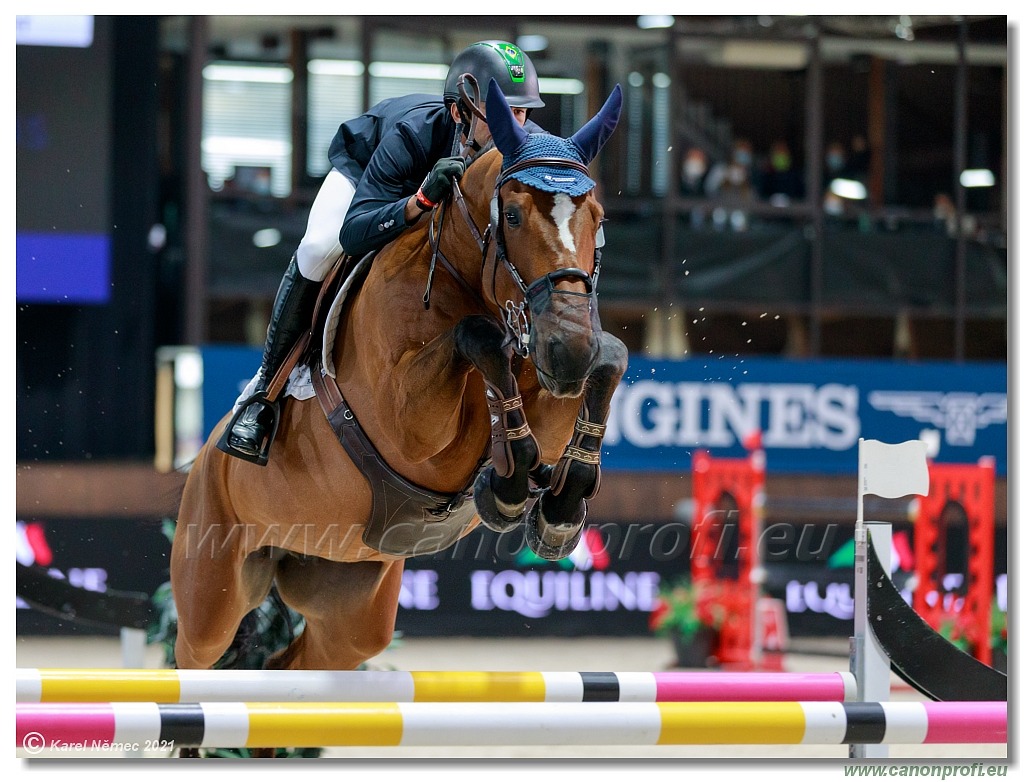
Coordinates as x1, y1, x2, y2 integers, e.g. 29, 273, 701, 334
219, 41, 545, 465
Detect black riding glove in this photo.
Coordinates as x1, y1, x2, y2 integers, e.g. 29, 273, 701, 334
416, 156, 466, 210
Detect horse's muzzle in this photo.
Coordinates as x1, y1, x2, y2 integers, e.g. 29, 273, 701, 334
538, 334, 600, 395
523, 266, 602, 397
535, 361, 592, 398
531, 309, 601, 398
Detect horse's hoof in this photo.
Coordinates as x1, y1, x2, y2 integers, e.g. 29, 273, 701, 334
525, 497, 587, 560
178, 747, 201, 759
473, 468, 527, 532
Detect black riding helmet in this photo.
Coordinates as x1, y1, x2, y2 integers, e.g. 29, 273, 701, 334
443, 41, 545, 111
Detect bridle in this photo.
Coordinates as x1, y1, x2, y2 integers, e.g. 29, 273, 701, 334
424, 75, 603, 362
485, 156, 601, 359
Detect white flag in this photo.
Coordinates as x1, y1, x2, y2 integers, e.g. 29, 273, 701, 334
859, 439, 930, 499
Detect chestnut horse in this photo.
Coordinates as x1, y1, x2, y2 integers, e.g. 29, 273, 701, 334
170, 81, 628, 673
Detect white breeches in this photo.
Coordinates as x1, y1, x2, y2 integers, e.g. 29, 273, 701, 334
295, 168, 357, 282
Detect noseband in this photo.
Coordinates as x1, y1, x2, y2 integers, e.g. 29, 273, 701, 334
426, 153, 604, 363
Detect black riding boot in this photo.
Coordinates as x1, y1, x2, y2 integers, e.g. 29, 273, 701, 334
216, 256, 321, 465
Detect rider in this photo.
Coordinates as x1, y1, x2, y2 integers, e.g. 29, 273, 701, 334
218, 40, 546, 465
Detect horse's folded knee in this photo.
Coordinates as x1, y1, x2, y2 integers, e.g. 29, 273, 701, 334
356, 624, 395, 661
332, 622, 395, 666
597, 331, 629, 374
173, 635, 224, 671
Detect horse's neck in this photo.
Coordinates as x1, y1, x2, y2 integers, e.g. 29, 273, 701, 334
329, 159, 497, 375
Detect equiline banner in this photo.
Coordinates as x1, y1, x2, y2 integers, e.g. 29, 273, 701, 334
16, 519, 1007, 640
200, 348, 1007, 475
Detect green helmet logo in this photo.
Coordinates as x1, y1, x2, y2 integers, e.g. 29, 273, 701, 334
487, 42, 526, 84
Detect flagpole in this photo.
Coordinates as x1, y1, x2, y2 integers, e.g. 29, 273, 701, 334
851, 520, 892, 759
852, 439, 888, 758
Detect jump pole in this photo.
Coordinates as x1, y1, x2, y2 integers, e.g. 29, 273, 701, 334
16, 700, 1006, 749
17, 669, 856, 704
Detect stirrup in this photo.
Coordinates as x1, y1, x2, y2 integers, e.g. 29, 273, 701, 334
214, 393, 282, 467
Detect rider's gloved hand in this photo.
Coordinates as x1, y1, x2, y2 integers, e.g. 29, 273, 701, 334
416, 156, 466, 210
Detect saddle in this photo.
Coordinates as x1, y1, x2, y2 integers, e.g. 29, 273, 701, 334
267, 253, 484, 558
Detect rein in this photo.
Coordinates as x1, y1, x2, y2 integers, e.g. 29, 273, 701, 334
423, 73, 490, 312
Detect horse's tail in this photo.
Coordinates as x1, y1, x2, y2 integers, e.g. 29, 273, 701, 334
217, 585, 297, 671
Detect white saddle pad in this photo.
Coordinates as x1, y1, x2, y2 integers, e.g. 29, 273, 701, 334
233, 363, 316, 411
321, 254, 371, 378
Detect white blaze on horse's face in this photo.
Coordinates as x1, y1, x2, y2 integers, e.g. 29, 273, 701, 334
550, 193, 577, 255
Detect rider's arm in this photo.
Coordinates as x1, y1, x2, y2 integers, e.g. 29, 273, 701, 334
338, 123, 431, 258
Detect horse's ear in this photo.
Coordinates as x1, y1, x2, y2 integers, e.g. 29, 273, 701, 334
569, 84, 623, 164
485, 78, 529, 157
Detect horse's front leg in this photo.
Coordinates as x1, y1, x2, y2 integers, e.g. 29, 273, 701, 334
527, 331, 628, 560
455, 315, 540, 532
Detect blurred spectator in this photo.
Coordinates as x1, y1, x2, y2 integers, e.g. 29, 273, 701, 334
680, 146, 712, 197
823, 189, 846, 218
823, 140, 847, 187
932, 192, 957, 236
760, 139, 804, 203
706, 138, 760, 201
706, 138, 760, 231
821, 141, 855, 218
931, 191, 978, 239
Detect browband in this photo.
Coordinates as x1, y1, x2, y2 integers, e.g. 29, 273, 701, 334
498, 156, 592, 186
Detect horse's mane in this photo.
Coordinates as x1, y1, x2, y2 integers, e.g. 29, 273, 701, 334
466, 140, 497, 170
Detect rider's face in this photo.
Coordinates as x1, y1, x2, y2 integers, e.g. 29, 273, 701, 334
452, 103, 528, 146
476, 107, 527, 146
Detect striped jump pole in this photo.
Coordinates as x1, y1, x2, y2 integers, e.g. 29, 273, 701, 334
16, 701, 1007, 749
16, 669, 856, 704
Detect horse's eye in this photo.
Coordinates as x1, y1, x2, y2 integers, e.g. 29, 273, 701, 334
504, 208, 521, 228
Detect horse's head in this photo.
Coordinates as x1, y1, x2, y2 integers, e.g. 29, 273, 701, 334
481, 79, 622, 398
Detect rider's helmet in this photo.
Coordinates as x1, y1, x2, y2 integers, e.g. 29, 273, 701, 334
443, 40, 545, 113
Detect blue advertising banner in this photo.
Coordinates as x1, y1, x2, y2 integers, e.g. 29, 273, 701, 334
199, 347, 1006, 476
200, 344, 261, 437
16, 233, 111, 304
604, 356, 1007, 476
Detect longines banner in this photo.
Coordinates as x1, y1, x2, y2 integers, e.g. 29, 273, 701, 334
604, 356, 1006, 476
201, 347, 1007, 476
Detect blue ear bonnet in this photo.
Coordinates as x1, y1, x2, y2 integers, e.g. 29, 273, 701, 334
501, 134, 596, 197
486, 76, 620, 197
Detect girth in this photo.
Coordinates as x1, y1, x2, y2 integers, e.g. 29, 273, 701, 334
310, 363, 484, 558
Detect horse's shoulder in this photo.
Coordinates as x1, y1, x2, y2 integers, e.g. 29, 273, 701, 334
372, 218, 431, 265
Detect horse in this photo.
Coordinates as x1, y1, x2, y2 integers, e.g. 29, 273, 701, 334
170, 80, 628, 675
